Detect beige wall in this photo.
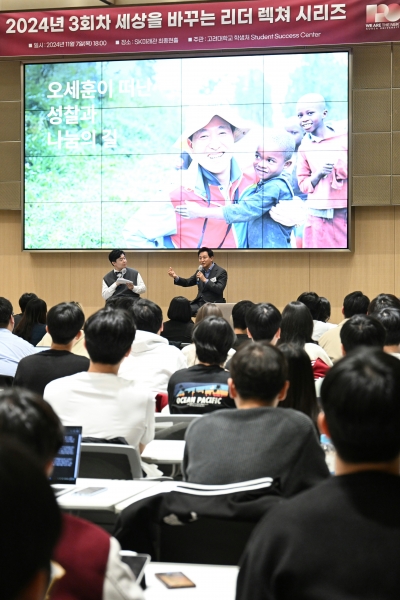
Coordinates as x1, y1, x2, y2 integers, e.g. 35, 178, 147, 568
0, 42, 398, 323
0, 205, 399, 323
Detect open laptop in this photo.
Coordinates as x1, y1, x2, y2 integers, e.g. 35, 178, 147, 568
50, 425, 82, 497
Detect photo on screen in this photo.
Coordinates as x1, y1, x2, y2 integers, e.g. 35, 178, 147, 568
24, 51, 349, 250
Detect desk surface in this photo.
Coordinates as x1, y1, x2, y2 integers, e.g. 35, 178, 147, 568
141, 440, 185, 464
144, 562, 239, 600
57, 478, 160, 512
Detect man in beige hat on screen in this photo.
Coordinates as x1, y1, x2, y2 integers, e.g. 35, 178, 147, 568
167, 106, 254, 249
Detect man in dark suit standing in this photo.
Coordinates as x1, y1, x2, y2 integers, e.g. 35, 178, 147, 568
168, 247, 227, 316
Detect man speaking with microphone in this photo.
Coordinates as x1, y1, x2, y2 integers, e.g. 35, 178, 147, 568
168, 247, 227, 316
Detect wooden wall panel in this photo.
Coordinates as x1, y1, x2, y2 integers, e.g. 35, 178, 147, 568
310, 207, 395, 323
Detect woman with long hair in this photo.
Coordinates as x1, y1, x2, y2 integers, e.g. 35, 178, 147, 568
14, 298, 47, 346
161, 296, 194, 344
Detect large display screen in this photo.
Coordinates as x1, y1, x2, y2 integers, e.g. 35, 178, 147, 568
24, 51, 349, 250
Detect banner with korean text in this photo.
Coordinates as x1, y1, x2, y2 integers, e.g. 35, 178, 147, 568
0, 1, 399, 57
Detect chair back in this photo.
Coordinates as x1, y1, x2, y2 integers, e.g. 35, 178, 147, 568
79, 443, 142, 479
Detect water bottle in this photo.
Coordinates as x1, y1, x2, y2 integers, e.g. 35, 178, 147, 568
320, 433, 336, 474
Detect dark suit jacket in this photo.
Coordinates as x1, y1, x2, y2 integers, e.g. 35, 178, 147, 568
175, 263, 227, 305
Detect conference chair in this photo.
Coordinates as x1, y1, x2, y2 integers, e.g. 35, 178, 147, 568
155, 414, 201, 440
79, 443, 143, 479
218, 303, 236, 328
115, 477, 282, 565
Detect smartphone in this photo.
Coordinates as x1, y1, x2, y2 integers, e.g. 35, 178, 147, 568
155, 572, 196, 589
119, 551, 150, 585
73, 487, 106, 496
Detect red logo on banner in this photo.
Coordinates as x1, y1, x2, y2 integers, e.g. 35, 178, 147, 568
366, 3, 400, 23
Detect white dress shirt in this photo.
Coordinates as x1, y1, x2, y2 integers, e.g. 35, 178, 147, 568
102, 272, 146, 300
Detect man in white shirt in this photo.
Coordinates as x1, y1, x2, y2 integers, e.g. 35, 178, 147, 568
119, 299, 187, 393
102, 249, 146, 300
44, 307, 154, 451
0, 296, 41, 377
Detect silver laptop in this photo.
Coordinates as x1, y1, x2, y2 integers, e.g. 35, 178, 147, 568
50, 425, 82, 497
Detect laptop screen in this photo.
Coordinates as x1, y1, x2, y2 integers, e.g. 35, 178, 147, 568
50, 425, 82, 484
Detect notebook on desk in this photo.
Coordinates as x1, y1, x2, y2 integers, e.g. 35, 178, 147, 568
50, 425, 82, 497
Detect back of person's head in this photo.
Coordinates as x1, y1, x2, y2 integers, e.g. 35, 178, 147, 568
279, 301, 314, 346
340, 314, 385, 354
319, 296, 331, 323
232, 300, 255, 330
131, 298, 163, 334
192, 316, 235, 365
14, 298, 47, 341
0, 388, 64, 469
297, 291, 324, 321
245, 303, 281, 342
195, 302, 223, 324
321, 348, 400, 462
108, 249, 124, 264
374, 307, 400, 347
0, 437, 62, 600
167, 296, 192, 323
278, 343, 319, 423
105, 295, 138, 311
343, 290, 370, 318
230, 342, 288, 403
368, 293, 400, 315
84, 307, 136, 364
46, 302, 85, 345
197, 247, 214, 258
0, 297, 13, 327
18, 292, 38, 313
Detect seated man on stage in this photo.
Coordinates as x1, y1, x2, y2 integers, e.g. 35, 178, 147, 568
168, 247, 227, 316
102, 249, 146, 300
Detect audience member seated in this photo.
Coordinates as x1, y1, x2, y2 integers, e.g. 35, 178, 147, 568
279, 343, 320, 430
0, 436, 62, 600
245, 302, 282, 343
44, 307, 154, 451
340, 313, 385, 355
0, 388, 143, 600
368, 292, 400, 315
297, 291, 336, 341
118, 299, 186, 393
168, 316, 236, 414
236, 348, 400, 600
181, 302, 236, 366
13, 291, 37, 329
183, 343, 329, 492
231, 300, 254, 349
161, 296, 194, 344
373, 307, 400, 358
319, 290, 370, 362
13, 302, 89, 396
278, 301, 332, 376
14, 297, 47, 346
0, 296, 41, 378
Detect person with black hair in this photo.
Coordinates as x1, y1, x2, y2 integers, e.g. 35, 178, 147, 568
0, 388, 143, 600
102, 249, 146, 300
14, 302, 89, 395
297, 291, 336, 341
168, 247, 227, 315
0, 296, 41, 378
236, 348, 400, 600
232, 300, 255, 349
319, 290, 370, 362
44, 308, 154, 450
119, 299, 186, 393
278, 343, 319, 428
161, 296, 194, 344
245, 302, 282, 343
368, 292, 400, 315
0, 436, 62, 600
182, 342, 328, 488
14, 297, 47, 346
340, 313, 385, 354
13, 291, 38, 329
168, 316, 236, 414
373, 307, 400, 358
278, 301, 332, 374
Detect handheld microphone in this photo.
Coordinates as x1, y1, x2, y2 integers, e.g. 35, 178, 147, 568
196, 265, 203, 282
